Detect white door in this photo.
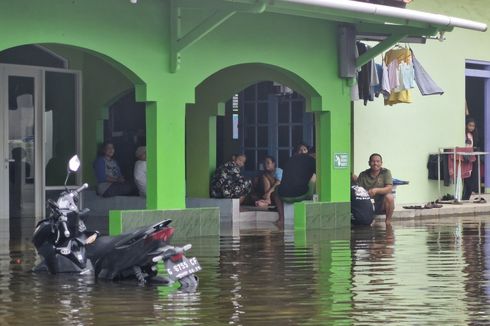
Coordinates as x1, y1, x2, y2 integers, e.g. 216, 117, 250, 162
0, 65, 42, 219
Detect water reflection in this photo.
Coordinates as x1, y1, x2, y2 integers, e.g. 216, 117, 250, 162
5, 217, 490, 324
349, 219, 490, 325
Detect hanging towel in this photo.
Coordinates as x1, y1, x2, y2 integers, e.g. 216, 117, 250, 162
411, 49, 444, 96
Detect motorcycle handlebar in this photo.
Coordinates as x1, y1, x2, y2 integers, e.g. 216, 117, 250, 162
73, 183, 88, 195
61, 221, 70, 238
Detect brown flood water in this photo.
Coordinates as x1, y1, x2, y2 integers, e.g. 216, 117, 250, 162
2, 216, 490, 325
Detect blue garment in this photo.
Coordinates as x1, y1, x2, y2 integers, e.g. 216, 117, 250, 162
94, 157, 107, 183
274, 167, 283, 181
93, 156, 123, 195
373, 63, 383, 96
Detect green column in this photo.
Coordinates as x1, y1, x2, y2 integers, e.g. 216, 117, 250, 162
146, 96, 187, 209
316, 111, 332, 201
315, 101, 351, 203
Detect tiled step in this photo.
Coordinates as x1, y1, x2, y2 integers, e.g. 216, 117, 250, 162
238, 210, 279, 223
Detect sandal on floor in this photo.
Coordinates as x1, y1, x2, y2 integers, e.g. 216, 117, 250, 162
474, 197, 487, 203
425, 202, 443, 209
403, 205, 425, 209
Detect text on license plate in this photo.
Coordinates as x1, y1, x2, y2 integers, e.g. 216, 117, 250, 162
167, 257, 202, 280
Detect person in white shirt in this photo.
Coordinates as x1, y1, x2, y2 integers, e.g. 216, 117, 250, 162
134, 146, 147, 197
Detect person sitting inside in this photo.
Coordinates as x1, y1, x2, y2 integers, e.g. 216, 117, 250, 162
93, 141, 134, 198
355, 153, 394, 225
134, 146, 146, 197
351, 175, 375, 226
273, 143, 316, 227
255, 155, 283, 208
210, 153, 252, 204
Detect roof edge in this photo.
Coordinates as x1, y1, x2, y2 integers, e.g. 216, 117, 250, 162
267, 0, 487, 32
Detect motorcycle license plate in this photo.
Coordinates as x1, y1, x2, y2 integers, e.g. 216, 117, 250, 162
166, 257, 202, 280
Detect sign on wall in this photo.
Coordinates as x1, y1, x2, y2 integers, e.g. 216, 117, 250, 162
333, 153, 349, 169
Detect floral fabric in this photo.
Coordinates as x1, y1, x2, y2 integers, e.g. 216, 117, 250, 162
210, 161, 252, 198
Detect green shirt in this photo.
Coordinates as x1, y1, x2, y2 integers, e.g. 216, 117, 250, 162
357, 168, 393, 191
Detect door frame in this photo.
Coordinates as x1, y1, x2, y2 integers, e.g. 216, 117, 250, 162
0, 64, 42, 218
0, 63, 82, 219
465, 59, 490, 193
42, 66, 83, 210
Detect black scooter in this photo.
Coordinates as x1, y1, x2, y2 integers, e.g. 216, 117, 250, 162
32, 155, 97, 274
87, 219, 200, 288
33, 155, 201, 289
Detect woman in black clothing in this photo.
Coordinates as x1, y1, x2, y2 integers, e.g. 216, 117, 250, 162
463, 117, 480, 200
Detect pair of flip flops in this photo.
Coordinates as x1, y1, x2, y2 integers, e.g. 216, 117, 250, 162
403, 202, 443, 210
473, 197, 487, 203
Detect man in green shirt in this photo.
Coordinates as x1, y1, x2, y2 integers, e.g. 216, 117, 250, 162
355, 153, 394, 225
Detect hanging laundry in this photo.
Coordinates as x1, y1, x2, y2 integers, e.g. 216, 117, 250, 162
356, 42, 372, 105
410, 49, 444, 96
351, 43, 361, 101
381, 62, 391, 98
354, 42, 380, 106
373, 63, 385, 97
399, 61, 416, 90
368, 57, 380, 101
384, 46, 412, 105
448, 147, 476, 180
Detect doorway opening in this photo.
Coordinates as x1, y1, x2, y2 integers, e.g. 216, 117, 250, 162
217, 81, 314, 173
465, 59, 489, 192
105, 90, 146, 182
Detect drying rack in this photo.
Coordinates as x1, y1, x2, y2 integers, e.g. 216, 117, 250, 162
431, 147, 488, 201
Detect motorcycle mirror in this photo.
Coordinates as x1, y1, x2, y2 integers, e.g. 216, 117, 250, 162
67, 155, 81, 173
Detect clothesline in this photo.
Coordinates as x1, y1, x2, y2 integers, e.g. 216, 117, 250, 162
353, 42, 444, 106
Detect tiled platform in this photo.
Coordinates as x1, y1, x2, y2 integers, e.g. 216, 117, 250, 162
376, 194, 490, 222
109, 207, 220, 239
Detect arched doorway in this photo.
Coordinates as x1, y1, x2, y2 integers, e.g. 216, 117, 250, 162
186, 63, 323, 199
0, 43, 146, 221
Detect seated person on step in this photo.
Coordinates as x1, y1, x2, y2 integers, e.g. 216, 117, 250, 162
93, 141, 135, 198
273, 143, 316, 227
354, 153, 394, 225
210, 153, 252, 204
255, 155, 283, 208
134, 146, 147, 197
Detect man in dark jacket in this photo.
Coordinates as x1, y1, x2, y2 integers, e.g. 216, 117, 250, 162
273, 143, 316, 227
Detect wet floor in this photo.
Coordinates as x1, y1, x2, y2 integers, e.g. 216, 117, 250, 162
2, 216, 490, 325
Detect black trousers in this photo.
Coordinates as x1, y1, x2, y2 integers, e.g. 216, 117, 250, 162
463, 160, 479, 200
103, 182, 135, 197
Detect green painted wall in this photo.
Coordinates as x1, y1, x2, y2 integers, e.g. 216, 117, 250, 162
353, 1, 490, 204
0, 0, 355, 210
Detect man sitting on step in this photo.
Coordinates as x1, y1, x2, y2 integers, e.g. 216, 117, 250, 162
354, 153, 394, 225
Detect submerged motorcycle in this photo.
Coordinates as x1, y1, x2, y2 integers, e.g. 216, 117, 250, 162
32, 155, 201, 289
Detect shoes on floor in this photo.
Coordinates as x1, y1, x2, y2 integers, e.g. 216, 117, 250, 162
441, 194, 455, 201
425, 202, 443, 209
